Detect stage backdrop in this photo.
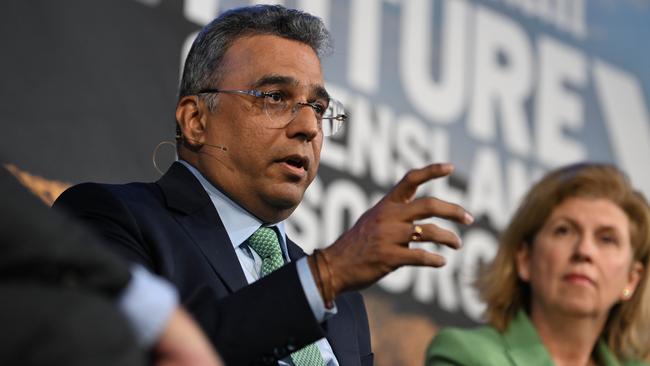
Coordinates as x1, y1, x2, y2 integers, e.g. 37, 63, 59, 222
2, 0, 649, 364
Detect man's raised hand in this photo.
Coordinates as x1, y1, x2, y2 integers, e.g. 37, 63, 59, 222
310, 163, 474, 304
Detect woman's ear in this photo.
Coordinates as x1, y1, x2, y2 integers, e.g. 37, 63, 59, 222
515, 242, 531, 282
622, 261, 644, 301
175, 96, 206, 147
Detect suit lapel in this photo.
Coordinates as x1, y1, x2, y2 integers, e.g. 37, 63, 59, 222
286, 238, 306, 262
595, 340, 622, 366
503, 311, 555, 366
157, 162, 248, 292
286, 239, 361, 366
503, 312, 624, 366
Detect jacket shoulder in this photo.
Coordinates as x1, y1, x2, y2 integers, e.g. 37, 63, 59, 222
52, 181, 166, 268
54, 181, 161, 215
57, 181, 157, 202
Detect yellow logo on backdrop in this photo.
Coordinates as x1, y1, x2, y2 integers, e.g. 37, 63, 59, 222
3, 164, 70, 206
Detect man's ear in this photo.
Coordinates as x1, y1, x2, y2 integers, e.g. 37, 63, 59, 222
515, 242, 531, 282
175, 96, 206, 147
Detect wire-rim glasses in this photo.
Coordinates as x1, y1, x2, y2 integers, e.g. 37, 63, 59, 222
197, 88, 348, 137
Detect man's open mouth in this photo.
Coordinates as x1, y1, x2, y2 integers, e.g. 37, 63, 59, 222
281, 155, 309, 171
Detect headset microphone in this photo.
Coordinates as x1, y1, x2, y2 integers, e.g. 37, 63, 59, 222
200, 140, 228, 151
176, 132, 228, 151
172, 133, 234, 174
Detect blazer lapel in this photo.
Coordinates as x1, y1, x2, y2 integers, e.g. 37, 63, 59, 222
595, 340, 622, 366
286, 239, 361, 366
504, 312, 625, 366
157, 162, 248, 292
503, 311, 555, 366
286, 238, 307, 262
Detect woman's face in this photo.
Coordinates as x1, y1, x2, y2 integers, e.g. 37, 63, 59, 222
516, 197, 643, 318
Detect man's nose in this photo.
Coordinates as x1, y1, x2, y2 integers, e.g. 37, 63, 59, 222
286, 103, 320, 141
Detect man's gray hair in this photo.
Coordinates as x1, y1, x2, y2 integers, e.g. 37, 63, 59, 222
178, 4, 332, 109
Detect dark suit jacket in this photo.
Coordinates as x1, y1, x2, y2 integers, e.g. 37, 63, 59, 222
54, 161, 373, 366
0, 167, 143, 366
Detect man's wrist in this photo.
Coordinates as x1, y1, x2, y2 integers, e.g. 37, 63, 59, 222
296, 257, 337, 322
311, 250, 334, 309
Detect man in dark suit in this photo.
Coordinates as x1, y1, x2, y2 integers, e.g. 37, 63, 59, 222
54, 5, 473, 366
0, 165, 222, 366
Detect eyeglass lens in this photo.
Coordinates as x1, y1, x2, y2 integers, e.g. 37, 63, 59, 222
261, 96, 346, 136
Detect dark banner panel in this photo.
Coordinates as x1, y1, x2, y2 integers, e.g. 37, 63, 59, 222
0, 0, 193, 182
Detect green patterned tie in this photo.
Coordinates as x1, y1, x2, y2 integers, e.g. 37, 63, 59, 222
248, 227, 326, 366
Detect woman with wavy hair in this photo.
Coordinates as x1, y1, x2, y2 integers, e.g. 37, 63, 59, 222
427, 163, 650, 365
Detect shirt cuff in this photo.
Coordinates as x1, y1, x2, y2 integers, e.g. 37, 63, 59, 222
296, 257, 337, 323
118, 265, 179, 347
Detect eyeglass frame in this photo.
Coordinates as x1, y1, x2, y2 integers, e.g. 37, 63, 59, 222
196, 88, 348, 136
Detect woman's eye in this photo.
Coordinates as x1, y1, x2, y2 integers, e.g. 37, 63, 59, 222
553, 225, 570, 236
600, 233, 619, 245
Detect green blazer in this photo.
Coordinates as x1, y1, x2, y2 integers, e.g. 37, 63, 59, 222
426, 311, 648, 366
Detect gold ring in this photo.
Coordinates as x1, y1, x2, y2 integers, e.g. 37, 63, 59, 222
411, 225, 423, 242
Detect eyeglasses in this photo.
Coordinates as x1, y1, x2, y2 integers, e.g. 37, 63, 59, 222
197, 88, 348, 136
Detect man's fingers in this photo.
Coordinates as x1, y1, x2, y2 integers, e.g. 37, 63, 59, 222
412, 223, 462, 249
395, 222, 462, 249
387, 163, 454, 203
394, 247, 448, 268
400, 197, 473, 225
